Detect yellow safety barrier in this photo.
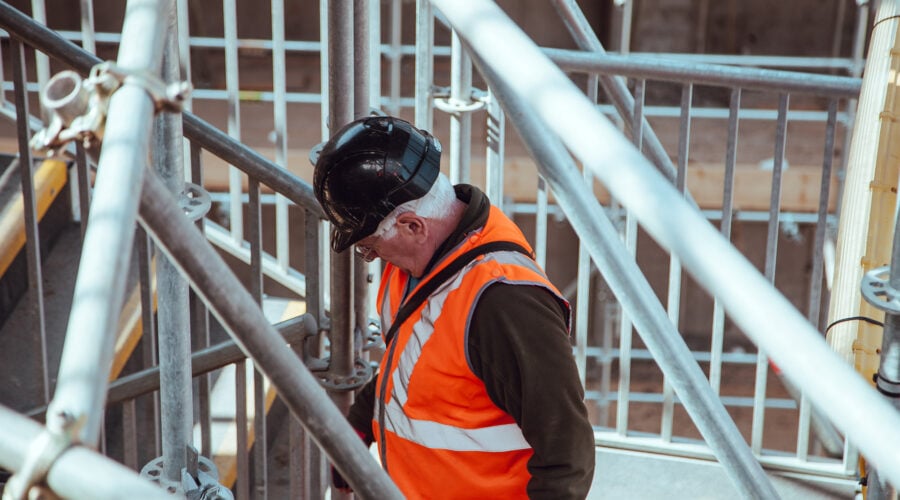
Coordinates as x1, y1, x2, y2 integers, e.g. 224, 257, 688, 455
0, 158, 67, 278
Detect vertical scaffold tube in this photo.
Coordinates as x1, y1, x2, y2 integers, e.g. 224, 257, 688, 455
47, 0, 171, 447
154, 4, 193, 485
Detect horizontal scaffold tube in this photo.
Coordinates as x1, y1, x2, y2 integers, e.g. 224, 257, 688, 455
544, 48, 861, 99
18, 314, 317, 419
107, 315, 316, 404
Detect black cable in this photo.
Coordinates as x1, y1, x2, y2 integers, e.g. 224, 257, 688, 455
824, 316, 884, 335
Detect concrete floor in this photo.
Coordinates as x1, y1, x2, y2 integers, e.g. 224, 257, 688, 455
591, 447, 857, 499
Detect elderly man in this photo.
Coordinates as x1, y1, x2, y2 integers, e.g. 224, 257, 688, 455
314, 115, 595, 499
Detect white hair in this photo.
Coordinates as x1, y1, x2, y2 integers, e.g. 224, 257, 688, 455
375, 172, 456, 239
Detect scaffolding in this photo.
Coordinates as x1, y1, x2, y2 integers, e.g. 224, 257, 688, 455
0, 0, 897, 498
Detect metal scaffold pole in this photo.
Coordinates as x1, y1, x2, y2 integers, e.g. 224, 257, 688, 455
46, 0, 171, 448
414, 0, 434, 130
353, 0, 372, 372
448, 31, 472, 185
863, 210, 900, 498
326, 0, 355, 407
153, 4, 193, 489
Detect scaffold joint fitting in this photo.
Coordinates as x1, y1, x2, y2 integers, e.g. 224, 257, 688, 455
1, 411, 85, 500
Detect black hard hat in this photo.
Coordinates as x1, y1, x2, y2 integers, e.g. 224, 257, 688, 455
313, 116, 442, 252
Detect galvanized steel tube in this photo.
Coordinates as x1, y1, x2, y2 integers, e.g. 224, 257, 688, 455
545, 48, 861, 99
661, 83, 693, 442
710, 88, 742, 396
388, 0, 402, 115
154, 7, 193, 483
354, 0, 372, 366
435, 0, 900, 490
290, 211, 327, 499
106, 316, 313, 404
273, 0, 291, 273
47, 0, 170, 447
573, 67, 602, 390
355, 0, 370, 119
74, 144, 91, 238
78, 0, 96, 54
327, 15, 356, 500
368, 0, 381, 109
449, 31, 472, 184
224, 0, 243, 245
29, 0, 50, 121
319, 0, 329, 139
182, 113, 324, 215
414, 0, 434, 129
138, 170, 402, 499
249, 182, 266, 498
484, 88, 504, 212
11, 40, 49, 405
869, 175, 900, 499
136, 227, 161, 457
750, 93, 789, 454
327, 0, 356, 415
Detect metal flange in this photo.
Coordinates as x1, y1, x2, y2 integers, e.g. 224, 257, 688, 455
432, 86, 489, 116
180, 182, 212, 222
140, 454, 221, 497
861, 266, 900, 314
316, 359, 374, 392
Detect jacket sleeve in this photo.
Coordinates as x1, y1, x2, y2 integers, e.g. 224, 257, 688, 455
468, 283, 596, 499
347, 378, 377, 445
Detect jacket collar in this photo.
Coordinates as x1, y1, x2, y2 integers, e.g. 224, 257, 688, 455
420, 184, 491, 277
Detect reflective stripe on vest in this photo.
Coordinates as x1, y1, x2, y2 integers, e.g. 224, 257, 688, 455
384, 399, 529, 452
382, 250, 548, 452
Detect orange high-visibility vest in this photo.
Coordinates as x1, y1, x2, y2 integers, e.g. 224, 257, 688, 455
373, 205, 571, 499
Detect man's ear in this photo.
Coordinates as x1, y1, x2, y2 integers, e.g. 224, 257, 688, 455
396, 213, 427, 238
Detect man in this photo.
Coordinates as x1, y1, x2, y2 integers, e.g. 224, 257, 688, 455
314, 115, 595, 499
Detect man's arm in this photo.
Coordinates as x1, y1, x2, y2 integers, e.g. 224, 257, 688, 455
468, 283, 595, 499
347, 378, 377, 445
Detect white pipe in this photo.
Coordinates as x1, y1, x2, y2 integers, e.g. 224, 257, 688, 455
48, 0, 171, 447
